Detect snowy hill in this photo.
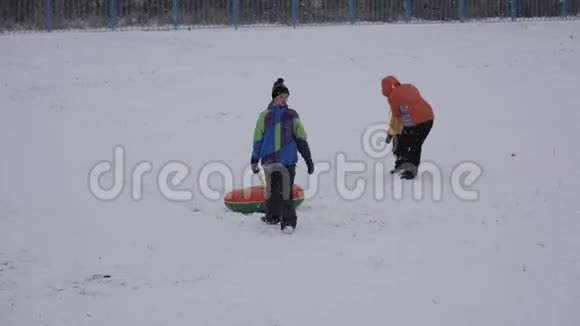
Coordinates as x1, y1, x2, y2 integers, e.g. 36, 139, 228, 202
1, 21, 579, 326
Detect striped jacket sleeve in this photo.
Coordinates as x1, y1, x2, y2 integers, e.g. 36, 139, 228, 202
251, 111, 266, 164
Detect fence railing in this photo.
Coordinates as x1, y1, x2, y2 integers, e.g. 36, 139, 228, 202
1, 0, 579, 32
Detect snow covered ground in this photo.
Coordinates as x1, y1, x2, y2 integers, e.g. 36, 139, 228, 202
1, 20, 580, 326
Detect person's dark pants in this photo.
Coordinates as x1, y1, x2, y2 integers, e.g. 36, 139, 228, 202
263, 163, 297, 228
394, 119, 433, 173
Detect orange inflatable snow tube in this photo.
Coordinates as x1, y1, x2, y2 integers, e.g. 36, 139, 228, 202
224, 184, 305, 214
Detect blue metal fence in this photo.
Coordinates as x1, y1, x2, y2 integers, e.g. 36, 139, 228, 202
0, 0, 578, 32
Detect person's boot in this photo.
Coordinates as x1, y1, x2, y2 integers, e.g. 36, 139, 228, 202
281, 224, 295, 234
261, 215, 281, 224
390, 155, 406, 174
399, 163, 418, 179
280, 199, 297, 233
399, 170, 416, 179
390, 164, 404, 174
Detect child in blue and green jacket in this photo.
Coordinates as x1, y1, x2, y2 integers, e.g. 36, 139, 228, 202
250, 78, 314, 233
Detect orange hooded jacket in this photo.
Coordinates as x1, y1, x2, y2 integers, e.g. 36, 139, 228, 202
382, 76, 434, 136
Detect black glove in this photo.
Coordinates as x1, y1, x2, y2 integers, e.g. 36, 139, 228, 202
306, 159, 314, 175
251, 163, 260, 174
386, 134, 393, 144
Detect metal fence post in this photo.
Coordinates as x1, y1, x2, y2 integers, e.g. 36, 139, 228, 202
233, 0, 240, 30
458, 0, 465, 22
562, 0, 568, 17
45, 0, 53, 31
349, 0, 356, 24
511, 0, 517, 21
404, 0, 411, 23
173, 0, 178, 29
110, 0, 117, 30
292, 0, 298, 28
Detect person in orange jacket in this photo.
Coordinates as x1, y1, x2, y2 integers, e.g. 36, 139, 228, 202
381, 75, 434, 179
